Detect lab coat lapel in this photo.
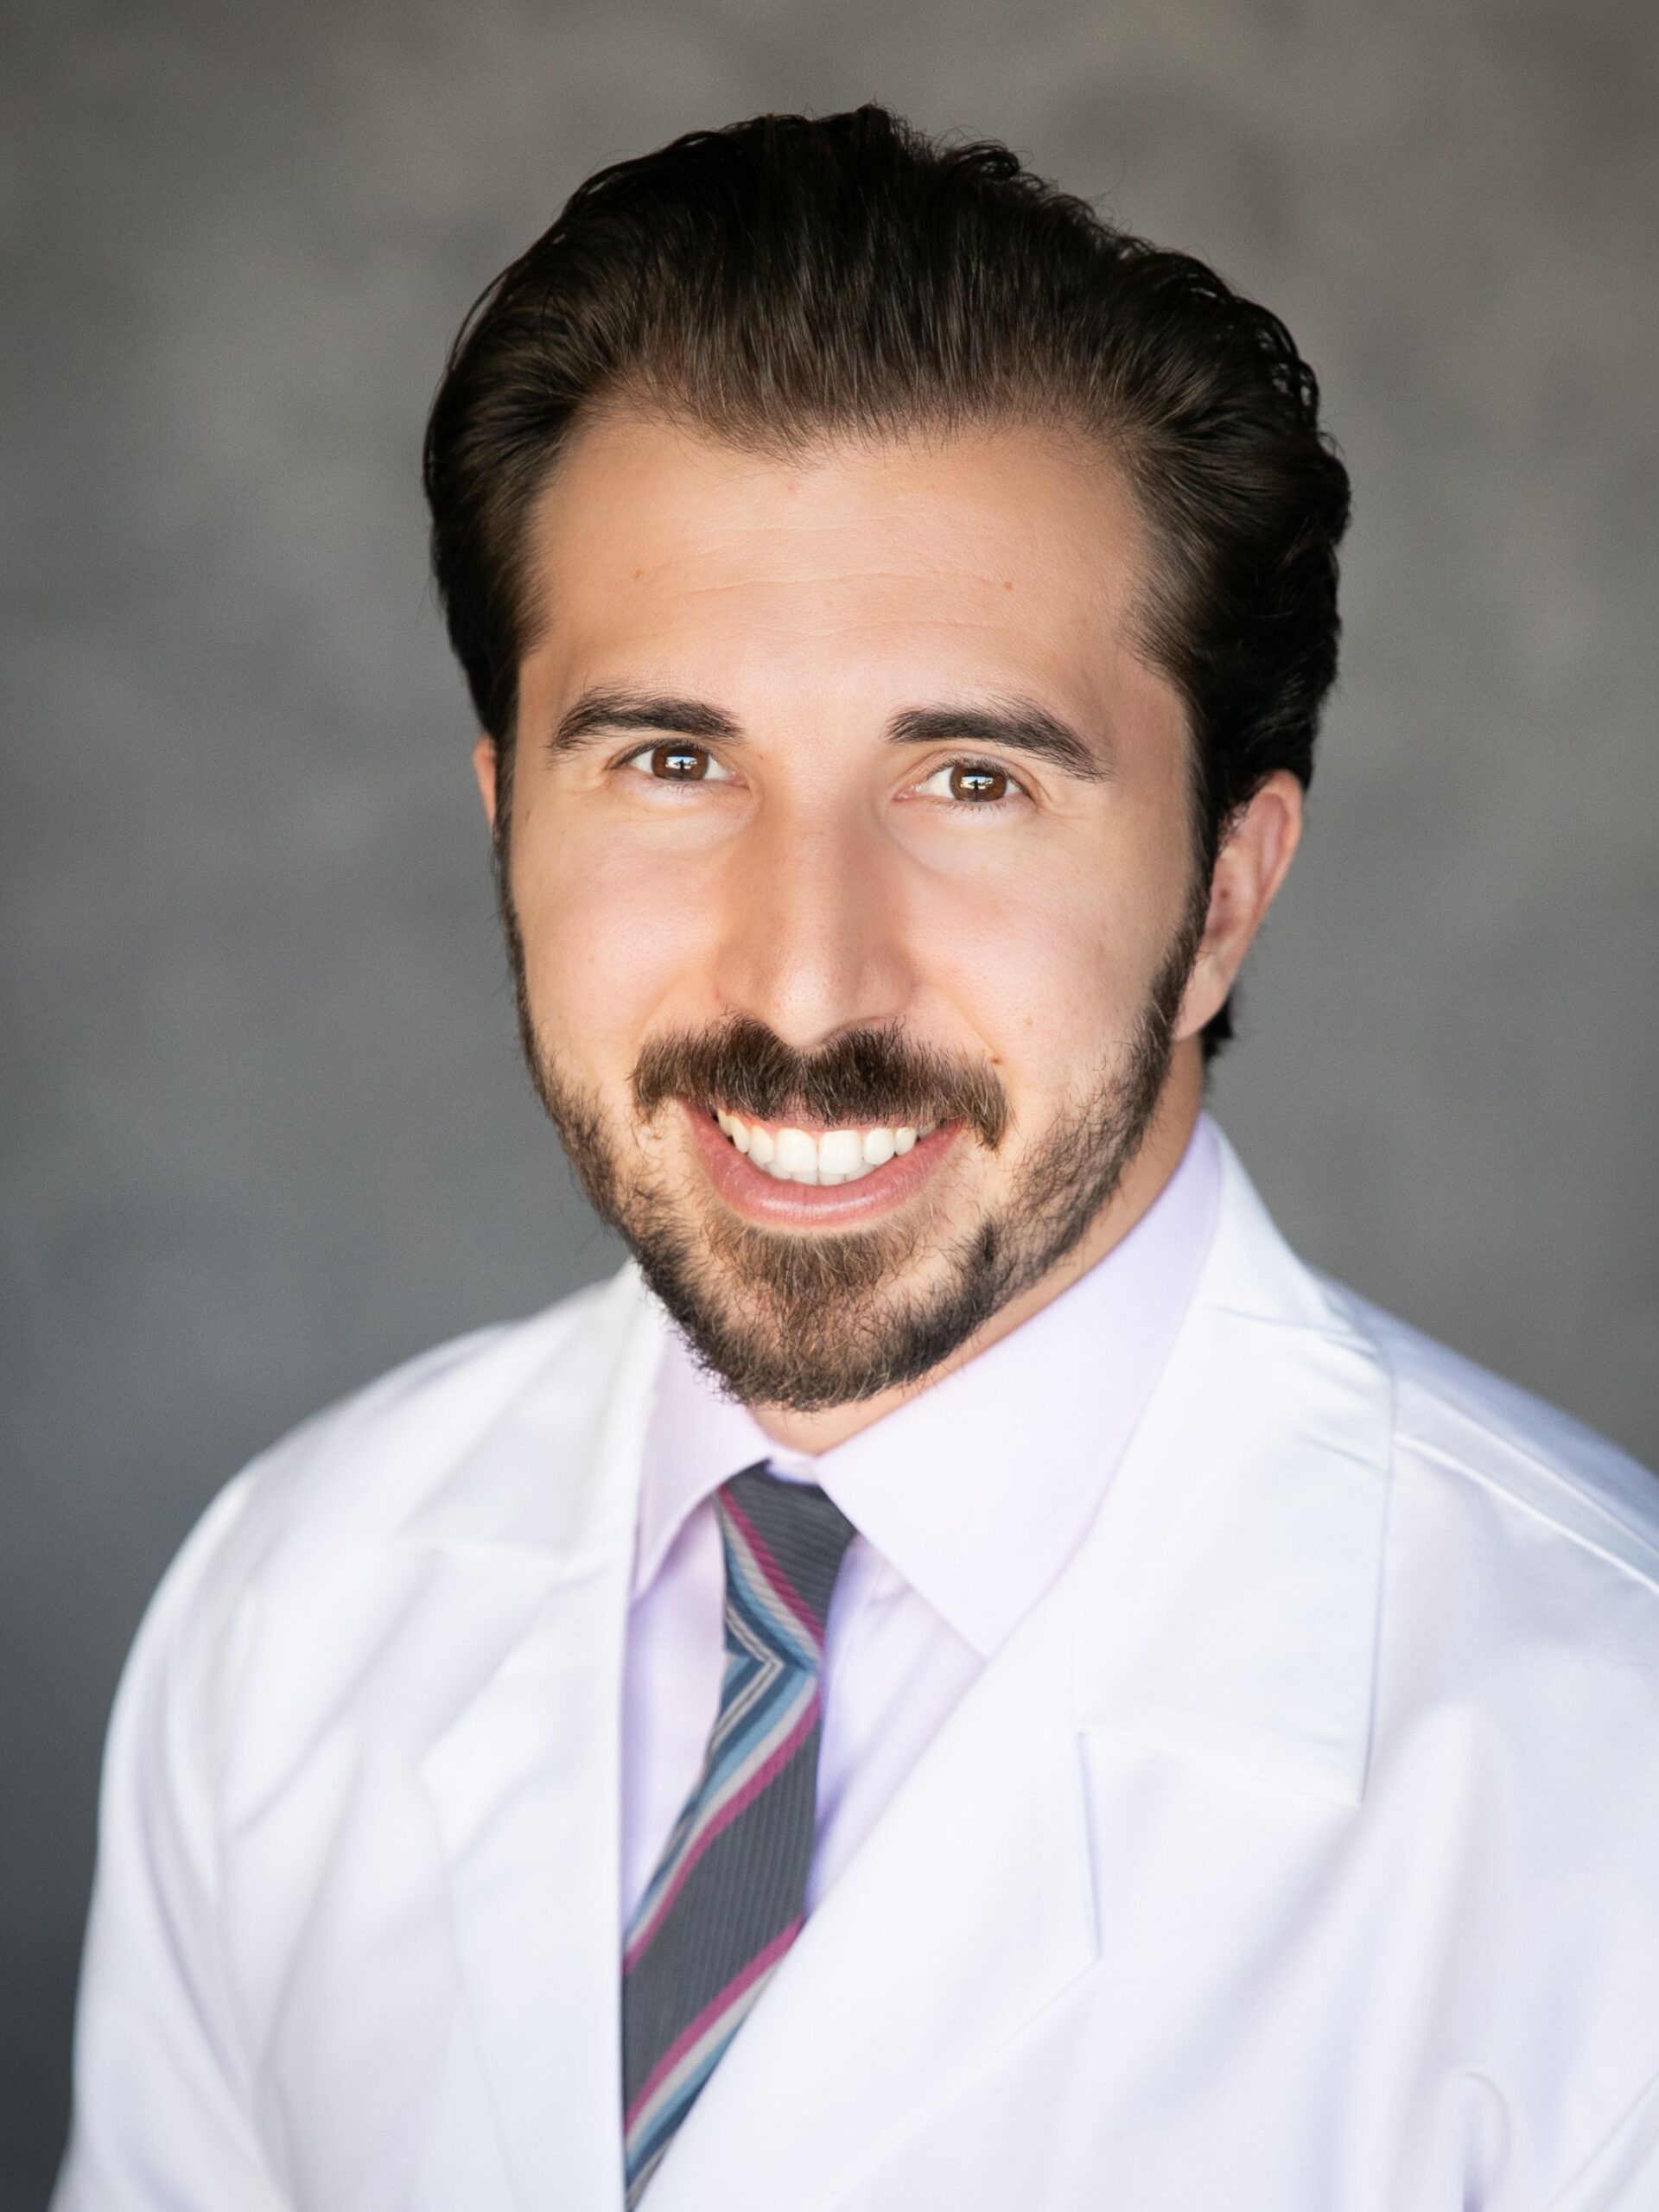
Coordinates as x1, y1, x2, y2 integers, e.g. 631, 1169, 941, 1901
1075, 1142, 1394, 1805
404, 1266, 664, 2212
645, 1136, 1392, 2210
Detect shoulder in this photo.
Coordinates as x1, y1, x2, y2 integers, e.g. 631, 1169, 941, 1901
1210, 1129, 1659, 1600
1323, 1277, 1659, 1598
1313, 1273, 1659, 1866
1307, 1286, 1659, 2168
121, 1267, 649, 1726
220, 1274, 623, 1551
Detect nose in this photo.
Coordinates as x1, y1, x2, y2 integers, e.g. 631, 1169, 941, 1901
709, 792, 914, 1049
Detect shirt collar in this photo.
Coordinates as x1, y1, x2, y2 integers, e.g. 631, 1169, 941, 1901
633, 1112, 1223, 1658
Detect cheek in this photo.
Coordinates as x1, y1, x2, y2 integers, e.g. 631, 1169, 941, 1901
909, 834, 1179, 1093
507, 797, 718, 1078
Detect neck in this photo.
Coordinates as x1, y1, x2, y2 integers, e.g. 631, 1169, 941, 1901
750, 1039, 1206, 1456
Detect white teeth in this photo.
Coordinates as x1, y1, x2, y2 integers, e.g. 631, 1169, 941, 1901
774, 1127, 817, 1179
713, 1108, 752, 1152
715, 1113, 938, 1185
817, 1129, 864, 1179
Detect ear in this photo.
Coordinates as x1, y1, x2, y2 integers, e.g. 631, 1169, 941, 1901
471, 734, 499, 829
1174, 771, 1304, 1042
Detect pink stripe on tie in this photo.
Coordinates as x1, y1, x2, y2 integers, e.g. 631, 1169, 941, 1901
624, 1916, 804, 2134
721, 1493, 830, 1649
622, 1691, 819, 1970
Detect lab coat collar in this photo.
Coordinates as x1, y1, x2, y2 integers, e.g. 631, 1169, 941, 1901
397, 1267, 662, 2208
399, 1260, 665, 1562
1071, 1132, 1392, 1808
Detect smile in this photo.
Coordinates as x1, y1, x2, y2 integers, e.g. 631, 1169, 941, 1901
713, 1109, 938, 1186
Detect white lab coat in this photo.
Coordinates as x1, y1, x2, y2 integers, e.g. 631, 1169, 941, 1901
53, 1135, 1659, 2209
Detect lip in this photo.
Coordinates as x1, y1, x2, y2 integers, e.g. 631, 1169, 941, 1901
680, 1099, 962, 1227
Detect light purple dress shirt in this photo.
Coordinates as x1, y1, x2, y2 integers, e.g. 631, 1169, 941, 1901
621, 1110, 1224, 1924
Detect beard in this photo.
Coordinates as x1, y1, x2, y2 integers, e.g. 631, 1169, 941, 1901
498, 857, 1204, 1413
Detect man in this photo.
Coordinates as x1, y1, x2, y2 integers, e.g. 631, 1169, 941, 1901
54, 106, 1659, 2211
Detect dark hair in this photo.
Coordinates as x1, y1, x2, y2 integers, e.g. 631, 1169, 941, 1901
423, 104, 1350, 1058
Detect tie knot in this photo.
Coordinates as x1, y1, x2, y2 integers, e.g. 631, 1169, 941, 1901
715, 1464, 855, 1662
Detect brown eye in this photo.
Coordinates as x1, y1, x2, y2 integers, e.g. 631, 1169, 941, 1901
651, 741, 709, 780
948, 761, 1009, 803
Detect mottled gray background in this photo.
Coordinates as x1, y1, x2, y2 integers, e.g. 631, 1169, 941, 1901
3, 0, 1656, 2196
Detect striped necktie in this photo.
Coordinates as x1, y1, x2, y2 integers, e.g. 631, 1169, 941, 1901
620, 1463, 855, 2203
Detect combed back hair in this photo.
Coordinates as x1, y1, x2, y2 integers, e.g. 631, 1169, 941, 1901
423, 103, 1351, 1058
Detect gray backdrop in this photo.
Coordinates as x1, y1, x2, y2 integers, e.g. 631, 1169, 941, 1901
3, 0, 1656, 2198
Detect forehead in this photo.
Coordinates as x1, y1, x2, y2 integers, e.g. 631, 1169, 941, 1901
518, 412, 1158, 712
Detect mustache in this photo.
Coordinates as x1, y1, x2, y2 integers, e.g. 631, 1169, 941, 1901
632, 1016, 1010, 1149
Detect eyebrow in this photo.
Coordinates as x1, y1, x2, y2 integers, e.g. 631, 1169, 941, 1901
550, 687, 1111, 782
550, 689, 741, 753
887, 702, 1111, 783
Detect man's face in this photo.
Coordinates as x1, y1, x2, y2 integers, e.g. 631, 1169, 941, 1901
486, 415, 1265, 1414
